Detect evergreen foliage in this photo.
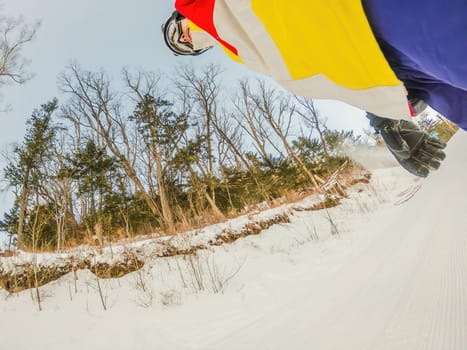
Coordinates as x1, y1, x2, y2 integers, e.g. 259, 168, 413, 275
1, 67, 363, 250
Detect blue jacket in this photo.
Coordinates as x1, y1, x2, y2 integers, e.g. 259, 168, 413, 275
363, 0, 467, 129
176, 0, 467, 128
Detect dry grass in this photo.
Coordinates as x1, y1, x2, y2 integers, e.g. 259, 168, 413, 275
0, 251, 17, 258
0, 162, 373, 294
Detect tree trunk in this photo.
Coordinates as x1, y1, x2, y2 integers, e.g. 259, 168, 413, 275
16, 168, 30, 249
154, 150, 174, 233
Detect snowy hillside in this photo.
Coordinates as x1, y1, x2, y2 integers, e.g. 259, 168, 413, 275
1, 131, 466, 350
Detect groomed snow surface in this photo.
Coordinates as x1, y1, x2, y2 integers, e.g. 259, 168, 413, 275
1, 131, 466, 350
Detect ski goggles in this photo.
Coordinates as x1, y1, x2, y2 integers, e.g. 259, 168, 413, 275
162, 11, 214, 56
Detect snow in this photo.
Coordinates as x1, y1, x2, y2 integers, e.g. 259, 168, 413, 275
1, 131, 467, 349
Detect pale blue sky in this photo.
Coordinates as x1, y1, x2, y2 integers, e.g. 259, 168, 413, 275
1, 0, 367, 141
0, 0, 368, 245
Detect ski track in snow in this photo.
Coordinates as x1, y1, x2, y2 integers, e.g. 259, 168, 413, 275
1, 131, 467, 350
204, 132, 467, 350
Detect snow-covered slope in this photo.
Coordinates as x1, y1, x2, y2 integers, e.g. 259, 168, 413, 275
1, 131, 466, 350
205, 131, 467, 350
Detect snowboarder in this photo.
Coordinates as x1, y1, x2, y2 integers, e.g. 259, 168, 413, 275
162, 0, 466, 177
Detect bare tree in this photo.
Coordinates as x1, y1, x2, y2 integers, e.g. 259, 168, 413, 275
232, 79, 285, 166
0, 13, 39, 86
251, 80, 324, 192
174, 64, 220, 199
60, 64, 164, 228
294, 97, 330, 158
212, 108, 270, 202
243, 79, 324, 190
41, 133, 79, 250
173, 64, 226, 218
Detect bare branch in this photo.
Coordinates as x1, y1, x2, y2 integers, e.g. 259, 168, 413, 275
0, 14, 39, 85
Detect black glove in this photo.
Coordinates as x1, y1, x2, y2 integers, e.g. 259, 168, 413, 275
367, 113, 447, 177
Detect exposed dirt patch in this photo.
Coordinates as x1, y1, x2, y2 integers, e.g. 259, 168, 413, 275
303, 196, 342, 211
0, 251, 17, 258
209, 214, 290, 246
0, 166, 372, 294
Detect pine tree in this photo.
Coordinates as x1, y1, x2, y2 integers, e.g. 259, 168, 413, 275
130, 94, 188, 232
69, 139, 118, 243
3, 99, 58, 248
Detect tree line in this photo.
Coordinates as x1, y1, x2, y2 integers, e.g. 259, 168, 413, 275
0, 63, 362, 251
0, 11, 457, 253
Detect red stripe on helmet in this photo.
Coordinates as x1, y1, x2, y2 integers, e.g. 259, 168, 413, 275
175, 0, 239, 56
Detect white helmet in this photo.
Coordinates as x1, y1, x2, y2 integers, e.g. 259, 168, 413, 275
162, 11, 213, 56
